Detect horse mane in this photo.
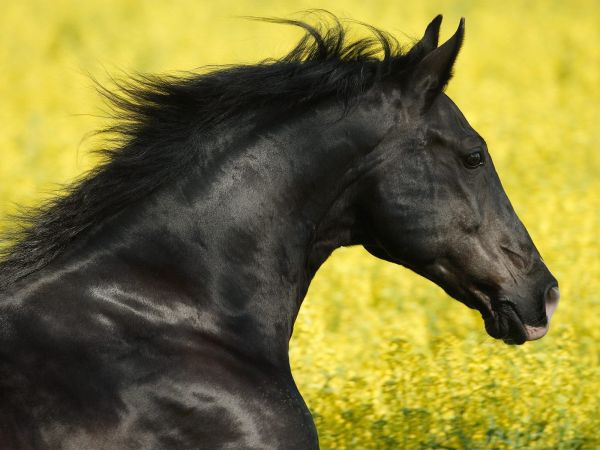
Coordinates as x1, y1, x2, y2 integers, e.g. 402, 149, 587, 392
0, 12, 426, 289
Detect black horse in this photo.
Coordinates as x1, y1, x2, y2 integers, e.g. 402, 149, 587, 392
0, 14, 559, 450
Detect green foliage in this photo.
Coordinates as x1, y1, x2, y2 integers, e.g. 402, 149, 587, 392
1, 1, 598, 448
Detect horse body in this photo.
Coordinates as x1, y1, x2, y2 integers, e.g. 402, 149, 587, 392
0, 15, 558, 449
0, 94, 384, 449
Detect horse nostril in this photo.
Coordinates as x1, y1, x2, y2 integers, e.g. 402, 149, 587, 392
544, 285, 560, 321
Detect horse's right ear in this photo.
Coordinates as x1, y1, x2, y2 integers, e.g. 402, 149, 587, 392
405, 18, 465, 113
407, 14, 444, 60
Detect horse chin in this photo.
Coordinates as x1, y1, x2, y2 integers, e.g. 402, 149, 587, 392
481, 302, 529, 345
469, 290, 529, 345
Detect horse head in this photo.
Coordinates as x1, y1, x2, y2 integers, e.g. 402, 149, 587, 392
358, 17, 559, 344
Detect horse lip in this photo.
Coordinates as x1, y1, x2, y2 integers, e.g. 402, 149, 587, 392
454, 278, 546, 344
495, 301, 530, 345
502, 301, 529, 345
523, 325, 549, 340
470, 289, 528, 344
491, 302, 548, 343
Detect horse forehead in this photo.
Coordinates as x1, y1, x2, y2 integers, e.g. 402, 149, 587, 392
428, 95, 477, 138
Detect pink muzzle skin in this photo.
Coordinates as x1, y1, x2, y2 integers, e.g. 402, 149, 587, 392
524, 286, 560, 341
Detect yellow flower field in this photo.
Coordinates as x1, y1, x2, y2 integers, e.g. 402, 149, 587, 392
1, 0, 598, 449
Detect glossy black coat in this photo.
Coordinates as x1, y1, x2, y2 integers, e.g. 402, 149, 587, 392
0, 15, 558, 449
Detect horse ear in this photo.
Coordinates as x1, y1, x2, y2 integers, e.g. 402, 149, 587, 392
407, 14, 443, 60
406, 18, 465, 113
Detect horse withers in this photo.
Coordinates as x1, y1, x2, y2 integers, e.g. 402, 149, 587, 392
0, 14, 558, 450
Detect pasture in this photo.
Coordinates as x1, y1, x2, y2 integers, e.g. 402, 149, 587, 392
1, 0, 598, 448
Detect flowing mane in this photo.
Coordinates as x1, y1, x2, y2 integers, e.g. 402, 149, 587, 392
0, 13, 428, 289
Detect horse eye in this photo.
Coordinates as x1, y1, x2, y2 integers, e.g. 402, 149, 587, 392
464, 150, 484, 168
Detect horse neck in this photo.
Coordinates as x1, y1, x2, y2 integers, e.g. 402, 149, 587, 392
61, 97, 390, 367
166, 106, 383, 365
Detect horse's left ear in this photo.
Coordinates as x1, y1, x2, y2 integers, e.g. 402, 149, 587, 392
406, 18, 465, 113
406, 14, 444, 60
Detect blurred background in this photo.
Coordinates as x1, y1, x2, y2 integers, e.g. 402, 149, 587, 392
1, 0, 598, 448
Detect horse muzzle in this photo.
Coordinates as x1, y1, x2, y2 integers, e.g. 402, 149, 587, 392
483, 284, 560, 345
